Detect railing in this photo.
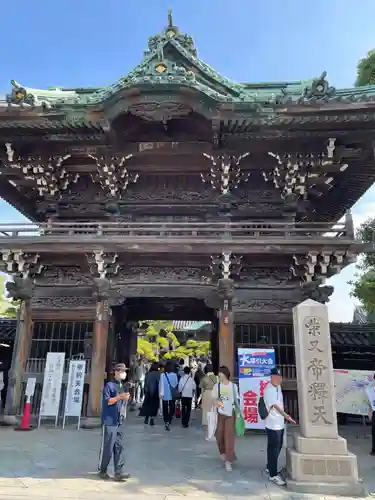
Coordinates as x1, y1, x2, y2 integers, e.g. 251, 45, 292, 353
0, 221, 353, 240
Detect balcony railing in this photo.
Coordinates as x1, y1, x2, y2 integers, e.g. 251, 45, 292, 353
0, 221, 354, 240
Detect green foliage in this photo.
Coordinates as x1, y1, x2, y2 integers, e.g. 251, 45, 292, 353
350, 217, 375, 315
137, 337, 157, 361
158, 337, 169, 349
0, 274, 20, 318
356, 50, 375, 87
167, 332, 180, 348
351, 270, 375, 313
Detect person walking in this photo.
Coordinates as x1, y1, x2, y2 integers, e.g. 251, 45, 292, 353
200, 364, 217, 440
98, 363, 131, 482
178, 366, 196, 428
194, 363, 204, 408
263, 367, 296, 486
141, 361, 160, 426
212, 365, 239, 472
159, 361, 178, 431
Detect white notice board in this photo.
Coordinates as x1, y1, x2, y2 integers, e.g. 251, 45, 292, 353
39, 352, 65, 427
63, 360, 86, 429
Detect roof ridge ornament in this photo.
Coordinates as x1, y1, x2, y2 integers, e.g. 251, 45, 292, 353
303, 71, 336, 102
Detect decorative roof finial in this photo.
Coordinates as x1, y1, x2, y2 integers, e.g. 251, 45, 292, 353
168, 8, 173, 28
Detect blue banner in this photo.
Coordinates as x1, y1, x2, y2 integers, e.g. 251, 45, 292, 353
238, 348, 276, 379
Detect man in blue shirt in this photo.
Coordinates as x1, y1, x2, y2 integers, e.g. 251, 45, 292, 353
98, 363, 130, 481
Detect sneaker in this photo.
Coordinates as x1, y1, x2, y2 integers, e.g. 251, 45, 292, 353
225, 461, 233, 472
165, 423, 171, 431
114, 473, 131, 482
98, 471, 110, 480
269, 475, 286, 486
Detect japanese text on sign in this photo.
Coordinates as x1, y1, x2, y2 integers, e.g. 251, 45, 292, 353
64, 360, 86, 418
304, 316, 332, 426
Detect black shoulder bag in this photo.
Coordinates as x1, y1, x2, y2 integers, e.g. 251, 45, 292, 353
165, 373, 180, 401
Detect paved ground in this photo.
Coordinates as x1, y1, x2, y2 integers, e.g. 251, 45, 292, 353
0, 411, 374, 500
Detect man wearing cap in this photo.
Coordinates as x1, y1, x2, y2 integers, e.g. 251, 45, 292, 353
98, 362, 131, 481
263, 367, 296, 486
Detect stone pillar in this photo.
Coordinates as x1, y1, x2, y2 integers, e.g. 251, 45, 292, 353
287, 299, 364, 496
4, 300, 33, 425
217, 278, 235, 377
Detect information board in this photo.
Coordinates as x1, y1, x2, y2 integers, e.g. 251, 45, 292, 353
334, 369, 374, 416
237, 347, 275, 430
63, 360, 86, 429
39, 352, 65, 427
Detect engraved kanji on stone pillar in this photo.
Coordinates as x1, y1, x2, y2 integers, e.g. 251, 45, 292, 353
83, 252, 118, 426
0, 251, 42, 425
287, 299, 363, 496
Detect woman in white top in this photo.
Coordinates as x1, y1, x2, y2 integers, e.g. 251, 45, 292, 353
212, 365, 239, 471
178, 366, 196, 428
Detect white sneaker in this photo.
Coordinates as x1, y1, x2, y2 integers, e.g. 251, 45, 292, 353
269, 475, 286, 486
225, 461, 233, 472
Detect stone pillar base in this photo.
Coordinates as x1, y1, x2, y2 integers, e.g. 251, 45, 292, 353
80, 417, 101, 429
286, 436, 365, 497
1, 414, 18, 426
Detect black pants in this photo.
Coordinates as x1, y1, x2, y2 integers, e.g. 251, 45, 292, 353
372, 411, 375, 452
266, 428, 284, 477
181, 397, 192, 427
162, 400, 175, 425
98, 424, 125, 475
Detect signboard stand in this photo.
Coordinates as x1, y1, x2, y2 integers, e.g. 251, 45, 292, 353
237, 347, 275, 430
38, 352, 65, 428
62, 359, 86, 430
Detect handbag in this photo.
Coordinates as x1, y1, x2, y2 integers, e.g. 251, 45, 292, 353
232, 384, 245, 437
165, 373, 180, 401
207, 408, 218, 440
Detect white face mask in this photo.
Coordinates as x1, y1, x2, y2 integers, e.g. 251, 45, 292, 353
117, 372, 127, 381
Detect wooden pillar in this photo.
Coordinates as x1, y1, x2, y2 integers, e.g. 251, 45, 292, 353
87, 299, 109, 422
4, 299, 33, 423
218, 301, 235, 378
217, 278, 235, 378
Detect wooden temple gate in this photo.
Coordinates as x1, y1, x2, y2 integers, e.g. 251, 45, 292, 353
0, 12, 373, 424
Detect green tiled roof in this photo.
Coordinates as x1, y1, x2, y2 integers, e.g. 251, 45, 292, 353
5, 11, 375, 110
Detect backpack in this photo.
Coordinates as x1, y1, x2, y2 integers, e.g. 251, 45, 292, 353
258, 396, 269, 420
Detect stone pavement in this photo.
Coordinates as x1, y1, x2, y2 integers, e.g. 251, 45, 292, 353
0, 412, 374, 500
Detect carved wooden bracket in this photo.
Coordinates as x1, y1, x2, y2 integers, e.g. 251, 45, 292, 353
6, 277, 33, 301
0, 250, 43, 280
210, 252, 242, 281
201, 152, 250, 194
86, 251, 119, 280
89, 154, 139, 197
264, 138, 348, 201
3, 145, 80, 199
291, 250, 356, 284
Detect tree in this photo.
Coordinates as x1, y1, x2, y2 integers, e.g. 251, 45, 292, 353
0, 274, 20, 318
351, 270, 375, 313
350, 217, 375, 313
356, 49, 375, 87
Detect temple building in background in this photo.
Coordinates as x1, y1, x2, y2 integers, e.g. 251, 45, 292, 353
0, 11, 373, 424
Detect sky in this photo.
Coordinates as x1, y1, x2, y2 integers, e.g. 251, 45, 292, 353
0, 0, 375, 322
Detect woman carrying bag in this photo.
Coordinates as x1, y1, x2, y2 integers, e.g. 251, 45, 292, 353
212, 365, 244, 472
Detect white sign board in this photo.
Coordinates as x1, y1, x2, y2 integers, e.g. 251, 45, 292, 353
237, 347, 276, 430
334, 369, 374, 416
63, 360, 86, 429
39, 352, 65, 426
25, 377, 36, 397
